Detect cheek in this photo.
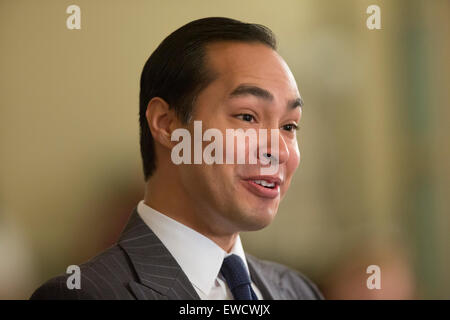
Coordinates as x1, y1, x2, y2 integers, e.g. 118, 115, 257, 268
287, 143, 300, 176
280, 146, 300, 197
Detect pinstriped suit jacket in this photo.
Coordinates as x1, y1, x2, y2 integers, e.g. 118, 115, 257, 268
30, 208, 324, 300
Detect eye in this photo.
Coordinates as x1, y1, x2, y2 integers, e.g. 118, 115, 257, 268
236, 113, 256, 122
282, 123, 299, 132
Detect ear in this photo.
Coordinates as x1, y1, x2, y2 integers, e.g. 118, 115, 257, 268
146, 97, 179, 149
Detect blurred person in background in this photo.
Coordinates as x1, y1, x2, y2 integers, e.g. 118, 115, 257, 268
322, 242, 416, 299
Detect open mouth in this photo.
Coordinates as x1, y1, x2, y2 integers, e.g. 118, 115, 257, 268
251, 179, 276, 189
241, 176, 281, 199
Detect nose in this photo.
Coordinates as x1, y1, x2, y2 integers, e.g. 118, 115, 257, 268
257, 129, 289, 165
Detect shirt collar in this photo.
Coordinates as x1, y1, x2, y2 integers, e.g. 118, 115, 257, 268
136, 200, 250, 297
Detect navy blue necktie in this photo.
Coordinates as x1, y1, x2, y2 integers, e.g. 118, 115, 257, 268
220, 254, 258, 300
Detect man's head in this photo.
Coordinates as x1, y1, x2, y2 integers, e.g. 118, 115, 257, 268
140, 17, 302, 238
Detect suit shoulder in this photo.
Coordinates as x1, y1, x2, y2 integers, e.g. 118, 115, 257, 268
247, 254, 324, 300
30, 274, 96, 300
30, 244, 136, 300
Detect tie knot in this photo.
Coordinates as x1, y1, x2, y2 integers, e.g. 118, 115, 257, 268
220, 254, 258, 300
220, 254, 251, 291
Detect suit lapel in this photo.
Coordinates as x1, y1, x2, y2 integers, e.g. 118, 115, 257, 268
246, 254, 280, 300
118, 208, 200, 300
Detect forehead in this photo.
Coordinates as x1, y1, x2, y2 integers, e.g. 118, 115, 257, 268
204, 41, 300, 99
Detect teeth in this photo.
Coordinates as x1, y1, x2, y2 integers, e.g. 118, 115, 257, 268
253, 180, 275, 188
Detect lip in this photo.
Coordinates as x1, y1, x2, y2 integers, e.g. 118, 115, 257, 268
241, 176, 282, 199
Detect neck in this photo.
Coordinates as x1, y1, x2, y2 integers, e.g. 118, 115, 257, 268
143, 167, 238, 252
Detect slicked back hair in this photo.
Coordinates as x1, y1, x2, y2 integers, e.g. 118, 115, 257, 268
139, 17, 277, 180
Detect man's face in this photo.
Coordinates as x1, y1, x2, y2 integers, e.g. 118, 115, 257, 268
176, 41, 302, 234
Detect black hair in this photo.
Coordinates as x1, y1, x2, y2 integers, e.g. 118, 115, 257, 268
139, 17, 277, 180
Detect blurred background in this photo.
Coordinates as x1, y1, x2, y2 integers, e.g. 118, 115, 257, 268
1, 0, 449, 299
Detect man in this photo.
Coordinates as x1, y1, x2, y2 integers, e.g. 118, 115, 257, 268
31, 17, 323, 300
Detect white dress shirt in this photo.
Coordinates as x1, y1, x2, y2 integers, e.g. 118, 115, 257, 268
137, 200, 263, 300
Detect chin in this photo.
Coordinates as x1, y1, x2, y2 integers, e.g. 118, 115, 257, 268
235, 205, 278, 231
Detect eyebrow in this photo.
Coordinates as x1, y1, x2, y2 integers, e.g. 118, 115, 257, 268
229, 84, 303, 109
